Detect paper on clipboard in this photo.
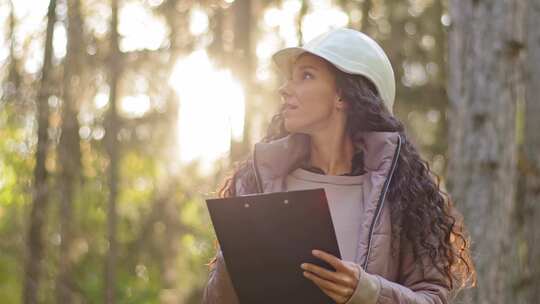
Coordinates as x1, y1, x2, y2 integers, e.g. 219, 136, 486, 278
206, 188, 341, 304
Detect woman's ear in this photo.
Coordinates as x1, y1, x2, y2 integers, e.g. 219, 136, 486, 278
334, 87, 348, 111
335, 95, 348, 111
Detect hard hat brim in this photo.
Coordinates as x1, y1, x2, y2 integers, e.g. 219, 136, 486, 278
271, 47, 307, 78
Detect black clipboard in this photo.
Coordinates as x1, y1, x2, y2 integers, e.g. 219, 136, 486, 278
206, 188, 341, 304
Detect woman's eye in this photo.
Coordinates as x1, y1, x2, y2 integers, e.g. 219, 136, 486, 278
302, 72, 313, 80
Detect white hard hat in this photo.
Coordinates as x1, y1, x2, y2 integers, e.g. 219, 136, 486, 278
272, 28, 396, 115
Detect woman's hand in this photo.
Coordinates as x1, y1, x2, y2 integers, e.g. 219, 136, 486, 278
301, 249, 360, 304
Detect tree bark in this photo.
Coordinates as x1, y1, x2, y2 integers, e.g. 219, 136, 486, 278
23, 0, 57, 303
105, 0, 121, 303
56, 0, 84, 302
208, 5, 225, 66
5, 0, 20, 100
296, 1, 308, 45
447, 0, 526, 304
515, 0, 540, 301
361, 0, 372, 33
230, 0, 254, 162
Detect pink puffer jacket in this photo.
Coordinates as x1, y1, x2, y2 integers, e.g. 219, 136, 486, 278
202, 131, 451, 304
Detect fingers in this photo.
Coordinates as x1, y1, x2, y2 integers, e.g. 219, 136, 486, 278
312, 250, 351, 274
301, 263, 356, 288
303, 250, 362, 303
303, 271, 354, 299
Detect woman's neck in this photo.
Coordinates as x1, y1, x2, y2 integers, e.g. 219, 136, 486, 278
308, 127, 355, 176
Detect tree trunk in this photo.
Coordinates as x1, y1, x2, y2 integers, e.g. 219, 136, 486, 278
447, 0, 526, 304
105, 0, 121, 303
296, 1, 308, 45
448, 1, 526, 304
56, 0, 84, 302
208, 5, 225, 66
361, 0, 372, 33
5, 0, 20, 101
515, 0, 540, 301
230, 0, 253, 162
23, 0, 57, 303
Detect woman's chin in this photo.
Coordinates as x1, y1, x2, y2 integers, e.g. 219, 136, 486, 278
284, 117, 313, 134
284, 120, 302, 133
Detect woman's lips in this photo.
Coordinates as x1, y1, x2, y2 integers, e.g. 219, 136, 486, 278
283, 104, 299, 116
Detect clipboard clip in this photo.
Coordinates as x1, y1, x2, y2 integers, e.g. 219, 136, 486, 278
244, 199, 289, 208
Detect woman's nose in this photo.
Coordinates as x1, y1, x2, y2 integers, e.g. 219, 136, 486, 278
278, 82, 293, 100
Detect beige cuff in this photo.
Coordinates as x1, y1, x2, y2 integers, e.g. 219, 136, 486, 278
344, 264, 381, 304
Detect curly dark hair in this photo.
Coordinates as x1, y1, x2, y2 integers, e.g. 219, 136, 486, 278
208, 58, 476, 294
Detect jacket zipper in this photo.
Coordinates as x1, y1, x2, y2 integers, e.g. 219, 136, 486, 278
362, 134, 402, 270
252, 147, 264, 193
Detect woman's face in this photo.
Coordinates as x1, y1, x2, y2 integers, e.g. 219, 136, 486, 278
278, 53, 343, 134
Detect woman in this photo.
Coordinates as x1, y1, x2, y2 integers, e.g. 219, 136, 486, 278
203, 28, 475, 304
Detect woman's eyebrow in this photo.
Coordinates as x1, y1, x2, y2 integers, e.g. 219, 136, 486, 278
295, 65, 319, 71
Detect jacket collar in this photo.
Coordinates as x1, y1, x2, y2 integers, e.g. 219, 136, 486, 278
252, 131, 401, 183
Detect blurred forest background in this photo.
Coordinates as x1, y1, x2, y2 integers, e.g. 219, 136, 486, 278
0, 0, 538, 303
